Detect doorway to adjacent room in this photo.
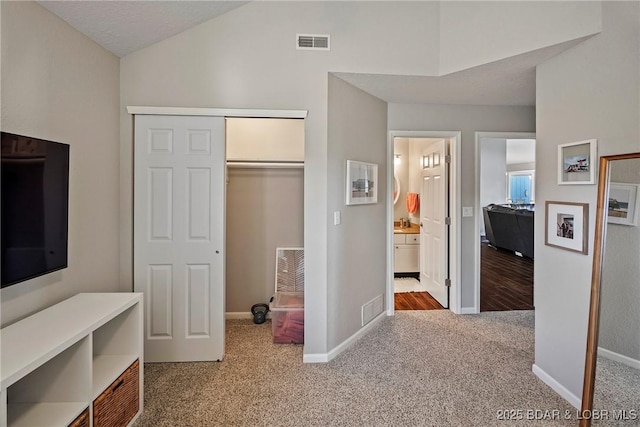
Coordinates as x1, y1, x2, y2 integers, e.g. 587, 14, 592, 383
475, 132, 536, 313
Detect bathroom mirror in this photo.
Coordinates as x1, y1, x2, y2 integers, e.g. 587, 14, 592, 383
393, 174, 400, 205
580, 152, 640, 427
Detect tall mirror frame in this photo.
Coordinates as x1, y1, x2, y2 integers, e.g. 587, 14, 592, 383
580, 152, 640, 427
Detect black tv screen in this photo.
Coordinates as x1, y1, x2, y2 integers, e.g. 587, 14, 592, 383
1, 132, 70, 288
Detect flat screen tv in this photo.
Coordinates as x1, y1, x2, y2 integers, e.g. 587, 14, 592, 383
1, 132, 70, 288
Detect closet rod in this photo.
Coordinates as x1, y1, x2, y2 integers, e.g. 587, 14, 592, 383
226, 160, 304, 169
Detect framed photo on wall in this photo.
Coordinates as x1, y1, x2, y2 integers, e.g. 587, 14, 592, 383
545, 201, 589, 254
558, 139, 597, 185
346, 160, 378, 205
608, 182, 639, 226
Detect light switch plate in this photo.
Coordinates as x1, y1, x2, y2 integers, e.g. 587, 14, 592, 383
462, 206, 473, 217
334, 211, 341, 225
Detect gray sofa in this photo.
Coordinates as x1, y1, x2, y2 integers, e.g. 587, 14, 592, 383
483, 204, 534, 259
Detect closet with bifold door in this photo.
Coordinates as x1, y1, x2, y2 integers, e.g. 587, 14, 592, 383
225, 118, 304, 321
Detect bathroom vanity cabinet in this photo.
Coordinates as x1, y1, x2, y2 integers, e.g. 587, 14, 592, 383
393, 233, 419, 273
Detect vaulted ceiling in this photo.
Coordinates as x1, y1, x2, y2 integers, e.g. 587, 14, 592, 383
37, 1, 249, 57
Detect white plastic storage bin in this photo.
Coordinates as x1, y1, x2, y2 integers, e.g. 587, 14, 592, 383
270, 292, 304, 344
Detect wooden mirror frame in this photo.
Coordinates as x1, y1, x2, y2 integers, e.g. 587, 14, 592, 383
580, 152, 640, 427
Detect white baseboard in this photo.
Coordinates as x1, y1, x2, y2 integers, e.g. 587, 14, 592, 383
225, 312, 271, 320
598, 347, 640, 369
303, 311, 387, 364
532, 364, 581, 409
302, 353, 329, 363
459, 307, 479, 314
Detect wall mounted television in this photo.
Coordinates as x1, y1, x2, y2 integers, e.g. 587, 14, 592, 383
1, 132, 70, 288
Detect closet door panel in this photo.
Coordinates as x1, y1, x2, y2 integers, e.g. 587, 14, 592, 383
134, 115, 225, 363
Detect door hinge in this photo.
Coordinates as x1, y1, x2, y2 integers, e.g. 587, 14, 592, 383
444, 155, 451, 164
445, 278, 451, 287
445, 217, 451, 225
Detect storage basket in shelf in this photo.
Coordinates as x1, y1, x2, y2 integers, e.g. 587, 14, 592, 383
69, 409, 90, 427
93, 359, 139, 427
275, 247, 304, 293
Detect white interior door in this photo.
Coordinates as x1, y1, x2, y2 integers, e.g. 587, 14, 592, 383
134, 115, 225, 362
420, 139, 449, 308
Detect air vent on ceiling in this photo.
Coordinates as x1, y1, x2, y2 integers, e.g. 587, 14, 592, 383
296, 34, 330, 51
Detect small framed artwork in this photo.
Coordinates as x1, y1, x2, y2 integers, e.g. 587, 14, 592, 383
558, 139, 597, 185
545, 201, 589, 254
346, 160, 378, 205
608, 182, 639, 226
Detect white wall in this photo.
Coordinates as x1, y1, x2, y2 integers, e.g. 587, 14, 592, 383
326, 74, 387, 350
535, 1, 640, 402
479, 138, 507, 236
0, 2, 121, 326
508, 162, 535, 173
388, 104, 535, 309
439, 1, 601, 75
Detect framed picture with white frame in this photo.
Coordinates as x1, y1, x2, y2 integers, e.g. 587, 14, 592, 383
545, 201, 589, 254
558, 139, 597, 185
346, 160, 378, 205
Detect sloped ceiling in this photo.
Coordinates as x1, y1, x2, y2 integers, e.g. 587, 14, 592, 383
37, 1, 249, 57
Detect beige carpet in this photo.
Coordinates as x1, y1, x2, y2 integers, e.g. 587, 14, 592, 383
592, 356, 640, 426
134, 311, 582, 426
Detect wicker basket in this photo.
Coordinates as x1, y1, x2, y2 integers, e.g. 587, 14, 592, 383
68, 408, 89, 427
93, 359, 139, 427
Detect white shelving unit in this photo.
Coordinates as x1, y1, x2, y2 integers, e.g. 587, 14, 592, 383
0, 293, 143, 427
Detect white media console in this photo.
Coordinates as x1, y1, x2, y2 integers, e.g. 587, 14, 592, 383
0, 293, 143, 427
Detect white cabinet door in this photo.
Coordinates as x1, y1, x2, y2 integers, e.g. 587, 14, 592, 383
134, 115, 225, 362
394, 245, 419, 273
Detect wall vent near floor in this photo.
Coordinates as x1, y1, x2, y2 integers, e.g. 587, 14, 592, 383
296, 34, 330, 51
362, 294, 384, 326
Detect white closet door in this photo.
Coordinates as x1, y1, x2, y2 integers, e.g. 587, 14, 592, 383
134, 115, 225, 362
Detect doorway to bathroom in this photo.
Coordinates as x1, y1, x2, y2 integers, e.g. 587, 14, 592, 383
390, 134, 457, 312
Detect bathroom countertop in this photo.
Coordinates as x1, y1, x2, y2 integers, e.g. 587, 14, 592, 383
393, 223, 420, 234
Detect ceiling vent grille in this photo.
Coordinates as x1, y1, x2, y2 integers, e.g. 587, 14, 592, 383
296, 34, 330, 51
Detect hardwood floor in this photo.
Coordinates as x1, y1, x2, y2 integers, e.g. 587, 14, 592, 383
394, 291, 444, 310
480, 242, 534, 311
393, 242, 533, 312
